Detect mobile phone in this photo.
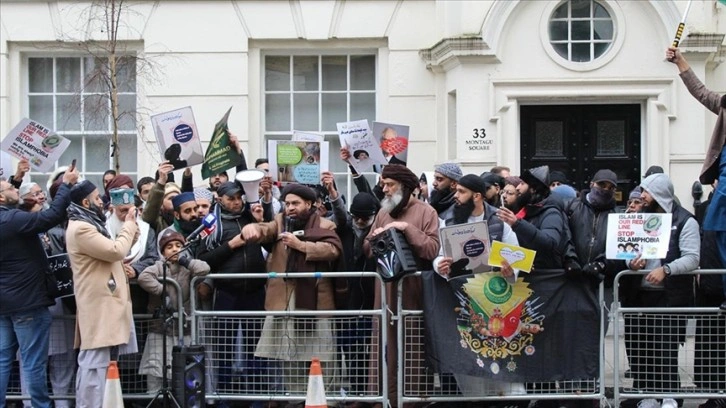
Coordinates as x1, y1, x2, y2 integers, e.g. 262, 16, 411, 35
69, 159, 77, 172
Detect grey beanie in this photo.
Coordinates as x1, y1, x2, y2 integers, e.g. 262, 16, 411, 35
434, 162, 462, 181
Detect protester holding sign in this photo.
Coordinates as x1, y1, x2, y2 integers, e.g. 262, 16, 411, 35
621, 172, 699, 408
0, 164, 78, 408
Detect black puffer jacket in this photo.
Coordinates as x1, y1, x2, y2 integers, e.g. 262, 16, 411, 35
565, 190, 625, 285
512, 195, 569, 270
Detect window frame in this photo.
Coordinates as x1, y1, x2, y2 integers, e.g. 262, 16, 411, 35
23, 53, 139, 188
539, 0, 625, 72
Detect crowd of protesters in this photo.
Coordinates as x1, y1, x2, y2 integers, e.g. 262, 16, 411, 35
1, 47, 725, 408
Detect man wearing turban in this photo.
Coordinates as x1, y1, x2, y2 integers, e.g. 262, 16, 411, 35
362, 164, 440, 405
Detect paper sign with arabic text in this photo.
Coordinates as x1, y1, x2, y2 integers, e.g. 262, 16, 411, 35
488, 240, 536, 273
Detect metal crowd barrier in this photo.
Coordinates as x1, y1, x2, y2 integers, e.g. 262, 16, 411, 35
612, 269, 726, 406
5, 277, 185, 404
189, 271, 389, 407
397, 271, 607, 407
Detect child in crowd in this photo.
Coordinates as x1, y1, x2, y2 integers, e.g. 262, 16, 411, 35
137, 230, 210, 392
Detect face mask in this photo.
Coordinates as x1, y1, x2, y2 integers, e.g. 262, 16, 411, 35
587, 186, 615, 209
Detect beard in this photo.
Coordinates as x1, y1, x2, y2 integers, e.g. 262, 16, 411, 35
452, 199, 476, 224
643, 200, 661, 213
89, 201, 107, 222
514, 189, 532, 211
286, 208, 314, 231
177, 217, 201, 234
380, 190, 404, 213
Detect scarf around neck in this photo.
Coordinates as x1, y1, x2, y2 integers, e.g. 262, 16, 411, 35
67, 202, 111, 238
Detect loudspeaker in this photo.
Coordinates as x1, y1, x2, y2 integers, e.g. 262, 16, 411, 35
172, 345, 205, 408
371, 228, 417, 282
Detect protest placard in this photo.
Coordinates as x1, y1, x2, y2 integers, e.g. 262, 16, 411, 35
1, 119, 71, 172
488, 241, 536, 273
268, 140, 329, 185
606, 213, 672, 259
371, 121, 410, 167
292, 131, 324, 143
337, 120, 388, 174
0, 151, 13, 180
201, 107, 242, 179
439, 221, 491, 279
151, 106, 205, 170
48, 254, 74, 298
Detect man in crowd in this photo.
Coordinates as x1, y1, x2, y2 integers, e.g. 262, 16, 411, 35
626, 187, 644, 213
622, 173, 699, 407
65, 179, 139, 407
244, 183, 344, 396
429, 162, 462, 219
198, 181, 270, 394
497, 165, 570, 270
363, 164, 440, 406
431, 173, 524, 399
19, 182, 48, 210
667, 46, 726, 310
0, 166, 78, 407
142, 161, 180, 232
194, 187, 214, 218
481, 173, 505, 208
136, 176, 155, 203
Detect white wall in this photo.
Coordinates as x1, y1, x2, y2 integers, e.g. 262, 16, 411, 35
0, 0, 724, 207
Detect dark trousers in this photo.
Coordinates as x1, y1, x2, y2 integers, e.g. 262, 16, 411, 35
213, 287, 267, 393
624, 290, 686, 392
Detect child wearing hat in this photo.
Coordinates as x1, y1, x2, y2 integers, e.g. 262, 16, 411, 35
137, 230, 210, 392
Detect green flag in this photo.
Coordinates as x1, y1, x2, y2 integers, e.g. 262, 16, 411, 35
201, 107, 241, 179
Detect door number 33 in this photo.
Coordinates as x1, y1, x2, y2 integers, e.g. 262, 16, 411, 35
472, 128, 487, 138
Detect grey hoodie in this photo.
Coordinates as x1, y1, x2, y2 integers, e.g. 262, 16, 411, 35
639, 174, 700, 288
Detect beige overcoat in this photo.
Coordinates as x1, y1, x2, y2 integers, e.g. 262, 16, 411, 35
66, 219, 138, 350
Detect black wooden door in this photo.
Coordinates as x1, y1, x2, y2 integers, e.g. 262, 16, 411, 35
520, 104, 640, 204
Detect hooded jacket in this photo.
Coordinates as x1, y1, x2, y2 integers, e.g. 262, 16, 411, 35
638, 174, 699, 306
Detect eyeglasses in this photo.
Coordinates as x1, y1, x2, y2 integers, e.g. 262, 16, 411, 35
627, 199, 643, 206
25, 191, 45, 198
502, 190, 518, 196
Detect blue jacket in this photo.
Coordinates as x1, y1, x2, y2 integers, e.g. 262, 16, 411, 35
0, 183, 72, 315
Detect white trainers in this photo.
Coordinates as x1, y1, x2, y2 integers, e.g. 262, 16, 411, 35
661, 399, 678, 408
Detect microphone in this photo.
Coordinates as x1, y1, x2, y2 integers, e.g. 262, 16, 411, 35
186, 213, 217, 242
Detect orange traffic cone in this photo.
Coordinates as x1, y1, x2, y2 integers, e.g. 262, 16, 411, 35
304, 357, 327, 408
102, 360, 124, 408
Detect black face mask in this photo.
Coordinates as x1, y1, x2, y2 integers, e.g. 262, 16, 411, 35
587, 186, 615, 210
177, 217, 201, 234
452, 199, 476, 224
430, 188, 455, 212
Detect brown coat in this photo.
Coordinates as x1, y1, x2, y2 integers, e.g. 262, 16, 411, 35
680, 68, 726, 184
66, 219, 138, 350
259, 213, 341, 311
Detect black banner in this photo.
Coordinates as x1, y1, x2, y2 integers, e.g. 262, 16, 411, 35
48, 254, 74, 298
422, 269, 600, 382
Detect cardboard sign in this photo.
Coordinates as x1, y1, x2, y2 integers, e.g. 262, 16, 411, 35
371, 121, 410, 167
488, 240, 536, 273
337, 120, 388, 174
1, 119, 71, 172
151, 106, 205, 170
439, 221, 492, 279
606, 213, 672, 260
268, 140, 329, 185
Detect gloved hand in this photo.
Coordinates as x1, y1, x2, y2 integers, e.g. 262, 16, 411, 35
582, 261, 606, 282
177, 255, 191, 269
564, 258, 582, 280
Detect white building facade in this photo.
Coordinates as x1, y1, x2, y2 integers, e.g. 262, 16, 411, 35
1, 0, 724, 208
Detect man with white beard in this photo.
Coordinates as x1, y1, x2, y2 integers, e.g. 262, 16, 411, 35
363, 164, 440, 406
106, 188, 158, 283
